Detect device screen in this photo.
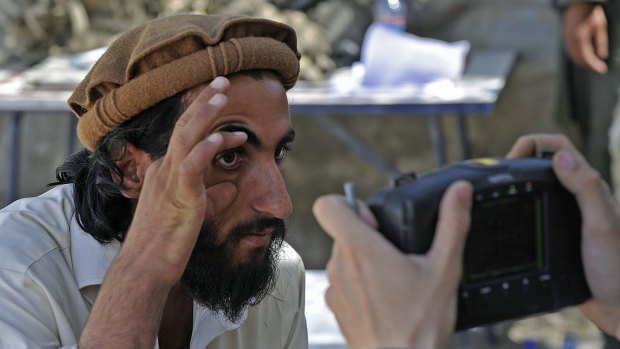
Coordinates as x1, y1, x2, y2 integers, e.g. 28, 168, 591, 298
463, 191, 544, 284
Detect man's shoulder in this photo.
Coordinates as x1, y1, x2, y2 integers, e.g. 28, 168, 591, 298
0, 185, 76, 273
278, 242, 304, 268
277, 242, 305, 281
271, 242, 305, 305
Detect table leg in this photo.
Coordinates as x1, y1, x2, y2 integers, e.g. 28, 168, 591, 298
66, 112, 77, 155
311, 114, 401, 180
8, 112, 22, 205
457, 114, 472, 160
428, 115, 446, 166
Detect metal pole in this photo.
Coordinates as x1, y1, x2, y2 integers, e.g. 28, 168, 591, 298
428, 114, 446, 166
457, 114, 472, 160
312, 114, 401, 180
66, 112, 77, 155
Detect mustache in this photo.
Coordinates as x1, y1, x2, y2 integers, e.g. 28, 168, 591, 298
231, 217, 286, 237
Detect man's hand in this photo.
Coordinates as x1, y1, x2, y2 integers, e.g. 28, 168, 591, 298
312, 181, 473, 349
122, 76, 247, 284
563, 2, 609, 74
508, 134, 620, 339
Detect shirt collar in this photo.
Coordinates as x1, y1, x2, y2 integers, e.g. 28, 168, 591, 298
191, 304, 248, 349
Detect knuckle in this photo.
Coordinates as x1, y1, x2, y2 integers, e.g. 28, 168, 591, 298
325, 260, 338, 283
171, 136, 190, 151
178, 161, 196, 178
515, 134, 529, 143
324, 286, 335, 308
146, 160, 162, 174
175, 116, 188, 129
582, 168, 604, 189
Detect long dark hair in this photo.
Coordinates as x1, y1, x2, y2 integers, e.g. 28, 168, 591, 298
53, 93, 184, 243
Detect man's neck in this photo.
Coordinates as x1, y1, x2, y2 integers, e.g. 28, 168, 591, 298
159, 282, 193, 349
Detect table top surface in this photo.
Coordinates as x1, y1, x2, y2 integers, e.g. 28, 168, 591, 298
0, 49, 515, 115
289, 49, 515, 115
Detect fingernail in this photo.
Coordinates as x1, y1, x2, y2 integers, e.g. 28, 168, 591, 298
208, 94, 225, 106
556, 150, 576, 171
207, 133, 222, 143
233, 131, 247, 137
210, 76, 226, 89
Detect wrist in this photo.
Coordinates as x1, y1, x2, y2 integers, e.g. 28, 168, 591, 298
114, 243, 181, 288
120, 219, 199, 285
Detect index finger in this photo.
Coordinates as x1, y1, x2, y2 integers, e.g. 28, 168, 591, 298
506, 134, 577, 159
593, 17, 609, 61
581, 38, 608, 74
313, 195, 366, 242
167, 77, 230, 161
312, 194, 384, 248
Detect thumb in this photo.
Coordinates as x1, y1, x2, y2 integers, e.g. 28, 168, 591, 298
429, 181, 473, 267
205, 181, 238, 218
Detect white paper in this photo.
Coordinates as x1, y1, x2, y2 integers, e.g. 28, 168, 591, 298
360, 23, 470, 86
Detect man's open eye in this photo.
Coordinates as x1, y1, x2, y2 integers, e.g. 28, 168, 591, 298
216, 150, 242, 170
275, 144, 291, 161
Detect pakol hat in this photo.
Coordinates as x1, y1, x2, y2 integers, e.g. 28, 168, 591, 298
68, 14, 301, 151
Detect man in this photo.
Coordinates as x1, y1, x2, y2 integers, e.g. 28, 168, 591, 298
0, 15, 307, 348
313, 134, 620, 349
558, 0, 620, 193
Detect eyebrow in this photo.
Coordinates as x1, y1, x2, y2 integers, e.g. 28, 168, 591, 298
278, 128, 296, 148
218, 124, 296, 148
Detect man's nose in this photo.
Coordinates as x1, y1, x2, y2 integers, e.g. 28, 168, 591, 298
251, 164, 292, 219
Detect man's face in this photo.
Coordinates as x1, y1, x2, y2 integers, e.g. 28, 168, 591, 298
179, 72, 294, 321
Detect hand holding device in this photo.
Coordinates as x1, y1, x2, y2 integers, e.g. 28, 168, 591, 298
368, 156, 590, 330
314, 182, 472, 349
508, 134, 620, 338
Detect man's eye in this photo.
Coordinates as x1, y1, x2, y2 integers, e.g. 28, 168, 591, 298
216, 151, 241, 170
275, 145, 291, 161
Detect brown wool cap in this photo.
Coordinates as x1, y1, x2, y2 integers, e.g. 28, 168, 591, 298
68, 14, 301, 151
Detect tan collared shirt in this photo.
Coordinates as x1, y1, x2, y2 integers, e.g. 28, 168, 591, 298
0, 185, 307, 349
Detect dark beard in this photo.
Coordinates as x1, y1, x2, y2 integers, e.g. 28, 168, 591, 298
180, 217, 286, 323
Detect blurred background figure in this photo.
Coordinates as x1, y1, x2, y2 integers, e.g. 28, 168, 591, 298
557, 0, 620, 195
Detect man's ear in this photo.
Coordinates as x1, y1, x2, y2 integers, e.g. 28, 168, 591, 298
113, 143, 152, 199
